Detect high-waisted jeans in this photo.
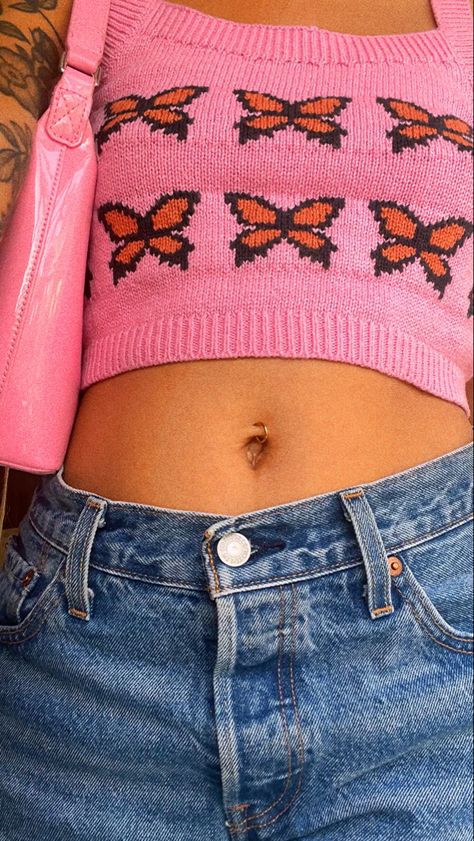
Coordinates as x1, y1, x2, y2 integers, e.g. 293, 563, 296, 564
0, 442, 473, 841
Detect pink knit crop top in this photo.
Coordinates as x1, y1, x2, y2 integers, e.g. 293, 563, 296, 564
82, 0, 474, 415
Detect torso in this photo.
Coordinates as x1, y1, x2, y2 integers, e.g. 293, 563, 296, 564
63, 0, 474, 516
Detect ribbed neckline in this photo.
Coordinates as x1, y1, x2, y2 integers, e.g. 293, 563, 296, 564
145, 0, 460, 63
156, 0, 445, 37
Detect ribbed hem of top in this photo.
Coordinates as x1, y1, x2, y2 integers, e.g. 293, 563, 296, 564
144, 0, 460, 64
81, 310, 471, 416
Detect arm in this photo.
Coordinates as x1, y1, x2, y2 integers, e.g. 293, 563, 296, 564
0, 0, 74, 241
467, 377, 473, 424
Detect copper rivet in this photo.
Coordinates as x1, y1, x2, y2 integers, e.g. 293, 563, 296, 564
388, 556, 403, 577
21, 569, 35, 588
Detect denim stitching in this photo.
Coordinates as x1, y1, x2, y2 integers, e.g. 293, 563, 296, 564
364, 545, 383, 615
0, 591, 63, 646
401, 565, 474, 642
226, 586, 293, 831
205, 539, 221, 593
11, 538, 50, 624
243, 585, 305, 832
229, 773, 305, 833
289, 583, 305, 781
56, 542, 207, 592
344, 490, 392, 615
68, 607, 88, 619
28, 515, 54, 544
29, 507, 473, 561
97, 559, 362, 591
89, 562, 208, 591
372, 605, 394, 616
75, 499, 106, 617
65, 515, 84, 616
342, 491, 379, 616
393, 578, 474, 646
391, 513, 473, 553
29, 512, 473, 592
89, 559, 361, 591
76, 505, 92, 616
394, 585, 473, 655
13, 578, 36, 625
217, 560, 364, 594
0, 558, 66, 637
36, 535, 51, 575
382, 557, 391, 612
243, 776, 304, 832
214, 511, 472, 591
228, 585, 305, 833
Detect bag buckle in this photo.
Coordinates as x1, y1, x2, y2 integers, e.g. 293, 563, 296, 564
59, 51, 102, 87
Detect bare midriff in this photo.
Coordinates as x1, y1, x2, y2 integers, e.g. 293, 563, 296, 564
63, 0, 474, 516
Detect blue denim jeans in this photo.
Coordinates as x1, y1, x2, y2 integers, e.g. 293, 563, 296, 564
0, 442, 473, 841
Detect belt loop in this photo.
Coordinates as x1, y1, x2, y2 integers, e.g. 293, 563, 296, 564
65, 496, 108, 621
339, 488, 394, 620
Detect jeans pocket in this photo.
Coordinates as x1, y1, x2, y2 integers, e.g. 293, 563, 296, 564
0, 517, 66, 646
392, 515, 474, 654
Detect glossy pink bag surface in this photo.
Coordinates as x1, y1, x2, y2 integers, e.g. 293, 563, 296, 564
0, 0, 110, 474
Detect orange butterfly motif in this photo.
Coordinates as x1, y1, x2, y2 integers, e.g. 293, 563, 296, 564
98, 191, 200, 283
224, 193, 345, 267
369, 199, 473, 297
233, 90, 352, 146
377, 97, 473, 154
95, 86, 209, 153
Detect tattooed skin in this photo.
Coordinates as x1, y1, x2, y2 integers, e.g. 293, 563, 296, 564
0, 119, 31, 227
0, 0, 73, 239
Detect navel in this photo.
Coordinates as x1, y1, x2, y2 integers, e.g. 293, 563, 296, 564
244, 421, 270, 469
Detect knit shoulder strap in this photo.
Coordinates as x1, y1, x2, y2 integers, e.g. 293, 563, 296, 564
430, 0, 473, 72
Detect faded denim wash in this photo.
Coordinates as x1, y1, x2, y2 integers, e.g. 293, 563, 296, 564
0, 442, 473, 841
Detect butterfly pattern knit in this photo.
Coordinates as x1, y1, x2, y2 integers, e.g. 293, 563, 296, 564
83, 0, 474, 416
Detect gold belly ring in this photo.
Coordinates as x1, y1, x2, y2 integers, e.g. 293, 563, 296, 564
245, 421, 269, 469
252, 421, 269, 444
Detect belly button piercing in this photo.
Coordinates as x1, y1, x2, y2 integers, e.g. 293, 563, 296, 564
245, 421, 269, 469
252, 421, 269, 444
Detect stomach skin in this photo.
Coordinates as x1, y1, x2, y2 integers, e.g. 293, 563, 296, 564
63, 359, 474, 515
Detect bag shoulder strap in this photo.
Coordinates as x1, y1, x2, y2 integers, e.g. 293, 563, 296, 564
65, 0, 112, 77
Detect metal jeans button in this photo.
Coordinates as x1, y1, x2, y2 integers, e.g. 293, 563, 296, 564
216, 533, 252, 567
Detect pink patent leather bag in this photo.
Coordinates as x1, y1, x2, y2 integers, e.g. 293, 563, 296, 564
0, 0, 110, 475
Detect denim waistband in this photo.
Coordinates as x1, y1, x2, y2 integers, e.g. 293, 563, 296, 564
28, 442, 473, 600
